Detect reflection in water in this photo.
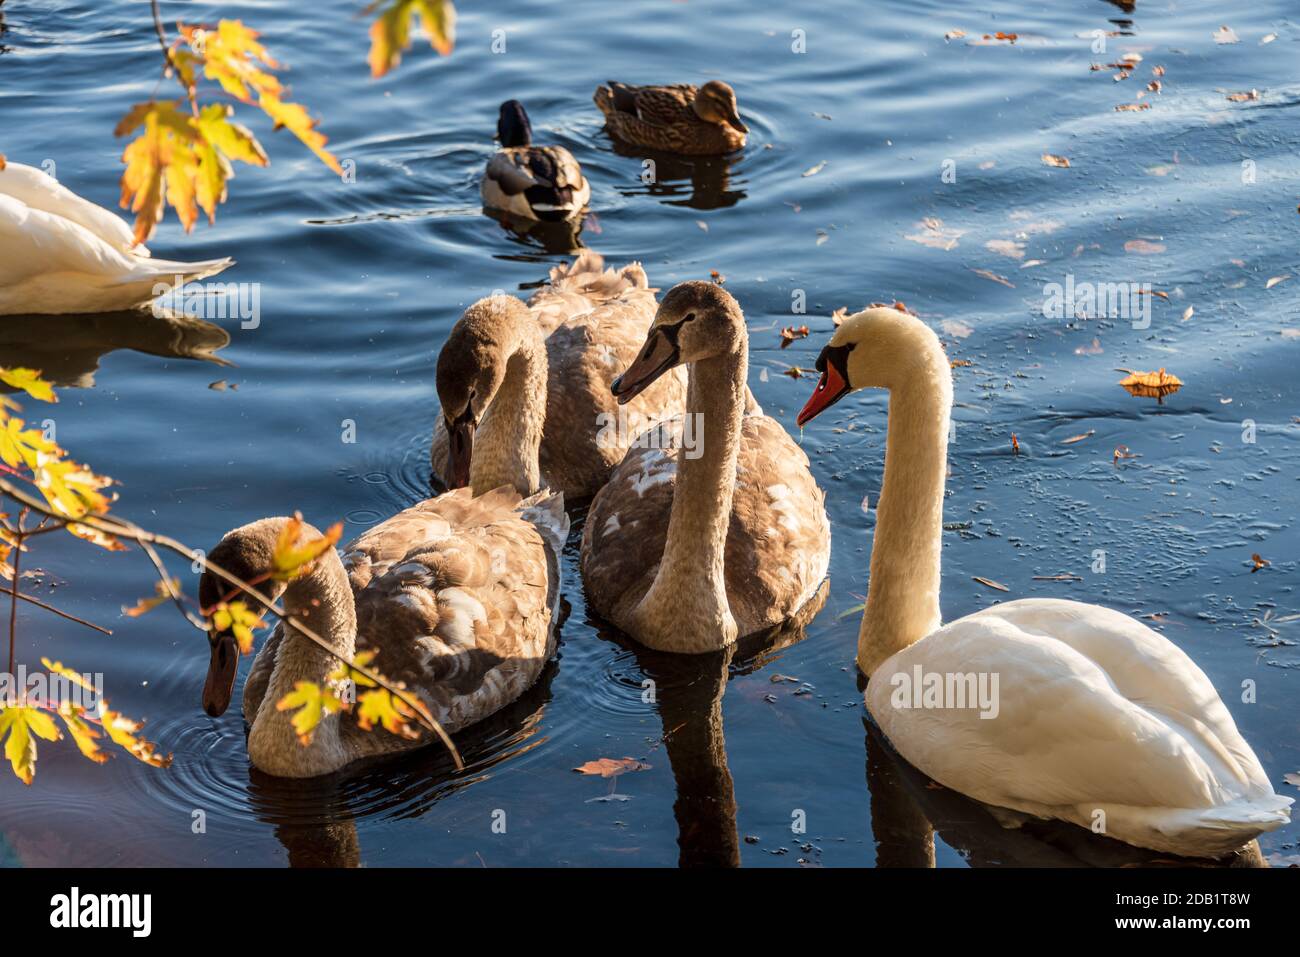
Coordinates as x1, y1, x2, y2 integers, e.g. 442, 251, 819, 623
595, 581, 828, 867
862, 720, 1266, 868
0, 308, 230, 388
606, 139, 747, 211
482, 206, 587, 254
246, 658, 558, 866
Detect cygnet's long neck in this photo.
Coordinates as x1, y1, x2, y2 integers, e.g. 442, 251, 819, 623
471, 327, 547, 496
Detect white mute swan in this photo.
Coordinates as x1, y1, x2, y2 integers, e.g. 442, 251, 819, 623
797, 307, 1293, 858
200, 299, 567, 778
0, 160, 232, 315
581, 281, 830, 653
432, 253, 687, 499
482, 101, 590, 222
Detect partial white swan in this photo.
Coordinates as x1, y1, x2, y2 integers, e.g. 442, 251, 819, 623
0, 160, 232, 315
581, 281, 830, 653
796, 307, 1293, 858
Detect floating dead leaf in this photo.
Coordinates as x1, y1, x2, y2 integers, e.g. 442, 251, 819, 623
696, 220, 708, 232
950, 358, 973, 368
1261, 33, 1277, 45
782, 366, 809, 380
1181, 306, 1194, 321
1152, 65, 1166, 77
940, 319, 974, 339
1033, 574, 1083, 582
1119, 368, 1183, 402
1010, 433, 1020, 455
1147, 80, 1162, 94
944, 29, 966, 40
1250, 553, 1270, 573
1061, 430, 1095, 445
1113, 444, 1137, 463
574, 757, 651, 778
1212, 26, 1239, 45
970, 267, 1014, 288
982, 32, 1018, 43
1074, 337, 1103, 356
1115, 102, 1152, 112
905, 217, 964, 250
802, 161, 827, 177
973, 576, 1010, 592
710, 270, 726, 285
780, 325, 809, 348
1226, 90, 1260, 102
1041, 153, 1071, 168
1265, 275, 1290, 289
1124, 238, 1166, 255
1021, 259, 1046, 268
985, 239, 1025, 260
815, 229, 829, 246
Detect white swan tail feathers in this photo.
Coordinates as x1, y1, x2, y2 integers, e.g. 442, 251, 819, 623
518, 488, 569, 555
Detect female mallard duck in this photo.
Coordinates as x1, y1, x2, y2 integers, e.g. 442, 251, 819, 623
200, 303, 568, 779
593, 80, 748, 156
431, 253, 688, 500
0, 159, 232, 315
580, 281, 830, 653
795, 307, 1293, 857
481, 101, 590, 222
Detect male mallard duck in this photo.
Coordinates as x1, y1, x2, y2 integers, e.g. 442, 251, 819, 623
481, 101, 590, 222
593, 80, 748, 156
0, 159, 232, 315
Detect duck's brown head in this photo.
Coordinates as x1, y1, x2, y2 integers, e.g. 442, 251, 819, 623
435, 295, 532, 487
612, 280, 743, 403
692, 81, 748, 135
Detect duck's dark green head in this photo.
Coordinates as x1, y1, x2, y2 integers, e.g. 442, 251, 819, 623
498, 100, 533, 148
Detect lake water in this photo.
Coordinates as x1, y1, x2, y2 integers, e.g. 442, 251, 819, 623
0, 0, 1296, 867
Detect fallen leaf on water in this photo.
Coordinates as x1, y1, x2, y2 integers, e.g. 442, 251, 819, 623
1124, 238, 1166, 255
1226, 90, 1260, 102
1152, 65, 1166, 77
1021, 259, 1046, 268
973, 576, 1010, 592
1074, 338, 1103, 355
1034, 574, 1083, 582
1212, 26, 1239, 44
1115, 102, 1152, 112
950, 358, 973, 368
1119, 368, 1183, 401
971, 267, 1014, 288
982, 32, 1018, 43
1114, 445, 1137, 463
1181, 306, 1194, 321
944, 29, 966, 40
1250, 553, 1270, 573
1265, 275, 1289, 289
802, 161, 827, 177
905, 216, 964, 250
782, 366, 809, 380
1261, 33, 1277, 45
1042, 153, 1071, 168
1061, 430, 1095, 445
940, 319, 974, 339
696, 220, 708, 232
710, 270, 725, 285
815, 229, 829, 246
1147, 80, 1162, 94
780, 325, 809, 348
574, 757, 651, 778
985, 239, 1025, 260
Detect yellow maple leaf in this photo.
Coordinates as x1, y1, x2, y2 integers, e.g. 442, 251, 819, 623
259, 94, 343, 176
40, 657, 95, 693
115, 100, 197, 244
122, 579, 181, 618
275, 680, 344, 745
327, 647, 379, 688
101, 708, 172, 768
0, 705, 62, 785
209, 600, 266, 654
368, 0, 456, 78
356, 688, 419, 739
0, 368, 56, 403
271, 514, 343, 581
57, 705, 108, 765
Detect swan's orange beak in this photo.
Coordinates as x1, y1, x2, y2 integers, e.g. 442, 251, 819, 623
203, 629, 238, 717
797, 363, 850, 427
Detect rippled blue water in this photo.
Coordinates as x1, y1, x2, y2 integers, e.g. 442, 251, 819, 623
0, 0, 1296, 866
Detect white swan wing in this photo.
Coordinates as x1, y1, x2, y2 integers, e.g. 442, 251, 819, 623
0, 162, 138, 254
0, 194, 140, 287
867, 599, 1290, 855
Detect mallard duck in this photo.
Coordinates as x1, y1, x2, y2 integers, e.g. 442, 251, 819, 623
593, 80, 748, 156
580, 282, 830, 653
795, 307, 1294, 857
431, 253, 688, 500
481, 101, 590, 222
0, 159, 232, 315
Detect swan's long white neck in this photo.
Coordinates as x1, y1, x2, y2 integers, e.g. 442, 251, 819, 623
471, 328, 547, 496
634, 339, 746, 652
858, 330, 952, 677
247, 547, 357, 776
